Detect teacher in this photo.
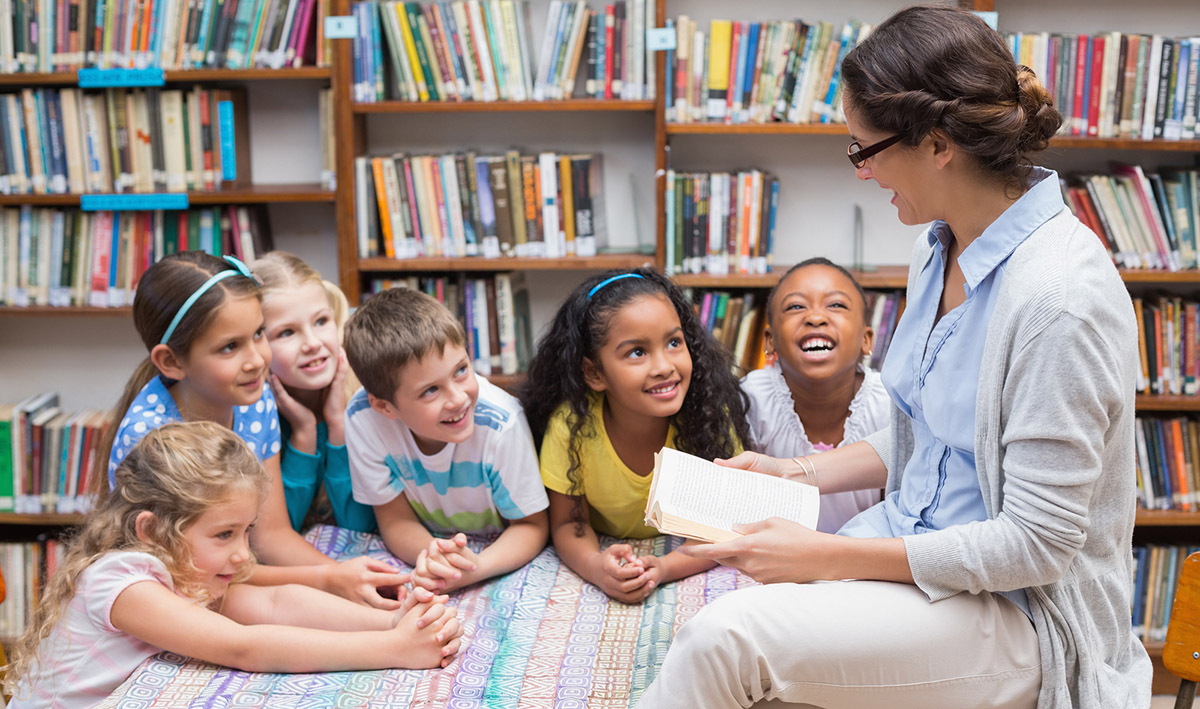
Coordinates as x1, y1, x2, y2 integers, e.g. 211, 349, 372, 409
637, 5, 1151, 708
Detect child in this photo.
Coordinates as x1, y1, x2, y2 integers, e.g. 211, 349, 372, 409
741, 258, 889, 532
5, 422, 461, 707
519, 269, 750, 604
343, 287, 550, 593
103, 251, 404, 608
252, 251, 376, 533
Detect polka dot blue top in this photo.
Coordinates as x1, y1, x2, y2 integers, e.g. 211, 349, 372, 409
107, 375, 282, 489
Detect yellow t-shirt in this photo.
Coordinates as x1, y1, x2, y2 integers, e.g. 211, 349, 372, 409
540, 393, 676, 539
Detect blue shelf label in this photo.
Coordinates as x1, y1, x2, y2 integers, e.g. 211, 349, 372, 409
646, 28, 676, 52
81, 193, 190, 211
325, 15, 358, 40
219, 100, 237, 182
77, 67, 166, 88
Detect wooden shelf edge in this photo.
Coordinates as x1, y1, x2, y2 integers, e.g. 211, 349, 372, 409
354, 99, 655, 114
0, 306, 131, 316
0, 184, 335, 207
1135, 395, 1200, 412
0, 67, 331, 86
0, 512, 85, 525
359, 254, 657, 272
1136, 510, 1200, 526
670, 265, 909, 290
666, 122, 849, 136
1120, 270, 1200, 284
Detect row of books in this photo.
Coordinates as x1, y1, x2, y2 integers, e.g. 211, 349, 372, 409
1132, 544, 1194, 642
680, 287, 904, 375
355, 150, 605, 260
1, 393, 110, 515
1062, 165, 1200, 272
1134, 296, 1200, 398
365, 273, 533, 377
0, 0, 331, 73
0, 539, 65, 639
0, 205, 273, 308
665, 17, 869, 125
0, 87, 249, 196
663, 168, 778, 276
1136, 415, 1200, 513
1007, 32, 1200, 141
352, 0, 655, 104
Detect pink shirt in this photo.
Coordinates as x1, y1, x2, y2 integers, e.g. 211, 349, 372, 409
9, 551, 174, 708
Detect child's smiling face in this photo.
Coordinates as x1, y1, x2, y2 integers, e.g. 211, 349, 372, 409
261, 281, 341, 392
584, 293, 693, 422
183, 492, 259, 601
766, 265, 874, 388
369, 343, 479, 456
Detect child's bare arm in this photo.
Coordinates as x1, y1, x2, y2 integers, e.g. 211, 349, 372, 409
245, 556, 408, 611
251, 454, 333, 567
637, 542, 717, 588
221, 582, 399, 630
373, 493, 435, 566
547, 491, 650, 603
419, 511, 549, 591
111, 580, 461, 672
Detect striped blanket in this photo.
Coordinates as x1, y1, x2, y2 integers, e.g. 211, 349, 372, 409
102, 525, 756, 708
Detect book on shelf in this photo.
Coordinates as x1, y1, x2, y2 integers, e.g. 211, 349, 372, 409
1061, 165, 1200, 272
355, 149, 604, 259
644, 446, 819, 543
664, 17, 871, 125
0, 0, 330, 72
0, 539, 68, 639
664, 168, 777, 276
2, 393, 110, 515
352, 0, 656, 104
1132, 295, 1199, 397
0, 86, 250, 196
366, 271, 532, 376
0, 205, 272, 308
1132, 544, 1199, 643
1005, 31, 1200, 141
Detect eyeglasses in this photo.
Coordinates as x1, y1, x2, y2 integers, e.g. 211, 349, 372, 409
847, 134, 904, 168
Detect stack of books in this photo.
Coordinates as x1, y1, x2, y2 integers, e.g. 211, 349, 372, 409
663, 168, 777, 276
0, 393, 110, 515
665, 17, 870, 125
1007, 32, 1200, 141
365, 273, 533, 377
0, 205, 273, 308
0, 87, 249, 196
0, 0, 330, 72
1062, 165, 1199, 272
356, 149, 603, 260
1133, 295, 1199, 397
1136, 417, 1200, 513
1132, 544, 1198, 642
352, 0, 656, 103
0, 539, 68, 638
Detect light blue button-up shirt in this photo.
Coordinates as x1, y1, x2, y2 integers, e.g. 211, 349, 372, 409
840, 167, 1067, 618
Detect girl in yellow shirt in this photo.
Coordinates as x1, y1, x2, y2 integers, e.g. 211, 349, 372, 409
521, 269, 749, 603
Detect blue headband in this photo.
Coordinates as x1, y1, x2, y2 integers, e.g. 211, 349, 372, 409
587, 273, 644, 299
159, 255, 255, 346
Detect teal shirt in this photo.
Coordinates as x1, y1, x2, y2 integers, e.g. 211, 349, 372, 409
281, 419, 377, 533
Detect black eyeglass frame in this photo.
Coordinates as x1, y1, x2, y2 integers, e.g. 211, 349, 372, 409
847, 134, 905, 168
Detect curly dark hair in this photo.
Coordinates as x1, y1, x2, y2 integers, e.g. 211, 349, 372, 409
519, 268, 750, 533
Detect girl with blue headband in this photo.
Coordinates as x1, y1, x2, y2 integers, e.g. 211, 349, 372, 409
101, 251, 407, 610
520, 268, 751, 603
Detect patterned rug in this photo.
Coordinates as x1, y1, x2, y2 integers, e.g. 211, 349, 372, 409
100, 525, 757, 708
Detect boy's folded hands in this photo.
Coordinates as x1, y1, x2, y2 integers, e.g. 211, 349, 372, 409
411, 533, 481, 592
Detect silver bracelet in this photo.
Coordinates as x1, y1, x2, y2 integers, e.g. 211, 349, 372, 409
791, 456, 818, 489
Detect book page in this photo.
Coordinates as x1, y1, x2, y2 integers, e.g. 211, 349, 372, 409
649, 448, 819, 535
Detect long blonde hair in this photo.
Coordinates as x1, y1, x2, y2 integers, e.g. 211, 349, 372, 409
5, 422, 267, 693
251, 251, 359, 396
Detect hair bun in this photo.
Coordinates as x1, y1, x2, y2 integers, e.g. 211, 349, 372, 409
1016, 66, 1061, 151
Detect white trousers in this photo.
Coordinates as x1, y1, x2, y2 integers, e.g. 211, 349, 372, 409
635, 580, 1041, 709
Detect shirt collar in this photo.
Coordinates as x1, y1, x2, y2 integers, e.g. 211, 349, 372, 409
925, 167, 1066, 292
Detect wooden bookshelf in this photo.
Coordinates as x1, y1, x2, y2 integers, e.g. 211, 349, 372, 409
1136, 395, 1200, 412
359, 255, 657, 272
1049, 137, 1200, 152
0, 306, 131, 316
1120, 270, 1200, 284
666, 122, 849, 136
0, 67, 332, 87
0, 512, 86, 526
0, 184, 334, 207
1136, 510, 1200, 527
671, 265, 909, 290
353, 99, 656, 114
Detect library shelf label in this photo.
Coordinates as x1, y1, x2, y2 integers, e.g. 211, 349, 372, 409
80, 194, 191, 211
77, 68, 167, 88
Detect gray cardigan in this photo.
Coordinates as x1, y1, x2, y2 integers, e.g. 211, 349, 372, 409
865, 208, 1153, 707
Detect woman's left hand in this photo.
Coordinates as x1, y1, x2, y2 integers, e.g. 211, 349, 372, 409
679, 518, 833, 585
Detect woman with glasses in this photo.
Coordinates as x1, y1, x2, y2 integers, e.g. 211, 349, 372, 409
637, 5, 1150, 708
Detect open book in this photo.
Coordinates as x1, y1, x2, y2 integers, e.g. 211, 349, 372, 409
644, 448, 820, 543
